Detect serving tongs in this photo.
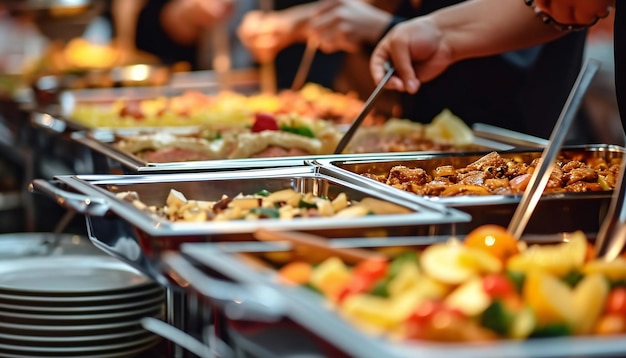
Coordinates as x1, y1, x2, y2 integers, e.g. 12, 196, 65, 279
254, 228, 387, 265
334, 62, 395, 154
507, 59, 601, 239
291, 38, 318, 91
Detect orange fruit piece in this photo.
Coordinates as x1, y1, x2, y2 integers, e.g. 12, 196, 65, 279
464, 224, 519, 262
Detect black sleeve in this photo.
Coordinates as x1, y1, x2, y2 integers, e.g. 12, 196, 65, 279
134, 0, 198, 69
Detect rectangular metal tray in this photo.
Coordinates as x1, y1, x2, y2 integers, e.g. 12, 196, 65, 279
31, 166, 470, 267
69, 127, 514, 173
313, 145, 626, 234
169, 236, 626, 358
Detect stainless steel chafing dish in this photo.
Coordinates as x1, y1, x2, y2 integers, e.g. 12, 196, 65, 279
313, 145, 626, 235
67, 127, 514, 173
29, 166, 470, 273
157, 236, 626, 358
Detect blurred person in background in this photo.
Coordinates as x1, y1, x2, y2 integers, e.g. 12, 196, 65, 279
109, 0, 254, 70
239, 0, 592, 142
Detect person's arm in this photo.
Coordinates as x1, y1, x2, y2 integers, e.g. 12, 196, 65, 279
371, 0, 565, 94
111, 0, 146, 50
533, 0, 614, 27
310, 0, 393, 53
237, 2, 318, 62
160, 0, 233, 46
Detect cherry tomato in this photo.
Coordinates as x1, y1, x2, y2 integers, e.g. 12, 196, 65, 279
407, 300, 447, 325
464, 224, 519, 262
251, 112, 279, 132
337, 259, 388, 303
352, 258, 388, 281
482, 274, 516, 298
606, 288, 626, 316
594, 314, 626, 335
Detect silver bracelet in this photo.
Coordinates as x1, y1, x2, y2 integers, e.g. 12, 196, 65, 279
523, 0, 600, 31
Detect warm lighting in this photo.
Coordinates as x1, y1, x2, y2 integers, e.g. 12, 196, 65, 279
127, 65, 150, 82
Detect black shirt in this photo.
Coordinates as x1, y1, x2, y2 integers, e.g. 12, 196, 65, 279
615, 3, 626, 136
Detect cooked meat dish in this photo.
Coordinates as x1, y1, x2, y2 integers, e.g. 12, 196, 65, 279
362, 152, 621, 196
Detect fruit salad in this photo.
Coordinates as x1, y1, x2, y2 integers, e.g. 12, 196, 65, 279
277, 225, 626, 342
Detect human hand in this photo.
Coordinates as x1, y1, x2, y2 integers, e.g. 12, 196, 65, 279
309, 0, 392, 53
178, 0, 234, 28
370, 17, 453, 94
532, 0, 614, 26
238, 10, 301, 62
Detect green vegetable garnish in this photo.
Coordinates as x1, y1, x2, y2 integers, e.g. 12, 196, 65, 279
280, 125, 316, 138
249, 207, 280, 218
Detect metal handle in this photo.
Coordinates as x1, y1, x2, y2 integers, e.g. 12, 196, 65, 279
141, 317, 216, 358
29, 179, 111, 217
30, 112, 68, 134
594, 154, 626, 261
471, 123, 549, 148
162, 253, 287, 323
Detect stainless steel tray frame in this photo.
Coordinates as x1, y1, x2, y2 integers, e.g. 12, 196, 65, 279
69, 126, 515, 173
30, 166, 470, 269
313, 144, 626, 234
165, 238, 626, 358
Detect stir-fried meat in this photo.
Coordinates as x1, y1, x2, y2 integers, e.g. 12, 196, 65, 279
505, 161, 530, 177
565, 167, 598, 185
546, 166, 564, 189
362, 151, 620, 197
561, 160, 586, 172
460, 152, 509, 174
387, 166, 430, 186
457, 172, 488, 186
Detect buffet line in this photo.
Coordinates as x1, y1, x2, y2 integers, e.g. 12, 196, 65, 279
2, 63, 626, 358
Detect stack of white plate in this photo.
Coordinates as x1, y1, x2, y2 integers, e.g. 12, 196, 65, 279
0, 255, 165, 358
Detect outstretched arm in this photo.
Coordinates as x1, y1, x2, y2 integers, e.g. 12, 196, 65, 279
370, 0, 566, 94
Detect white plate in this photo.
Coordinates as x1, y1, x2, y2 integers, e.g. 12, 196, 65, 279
0, 256, 153, 295
0, 285, 163, 304
0, 294, 164, 314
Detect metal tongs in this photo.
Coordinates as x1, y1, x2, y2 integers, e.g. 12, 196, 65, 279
593, 154, 626, 260
507, 59, 601, 239
334, 62, 395, 154
291, 38, 318, 91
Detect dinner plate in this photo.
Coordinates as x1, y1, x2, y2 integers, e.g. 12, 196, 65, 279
0, 305, 163, 325
0, 256, 153, 296
0, 315, 163, 336
0, 294, 164, 314
0, 339, 160, 358
0, 328, 150, 346
0, 334, 160, 355
0, 285, 164, 305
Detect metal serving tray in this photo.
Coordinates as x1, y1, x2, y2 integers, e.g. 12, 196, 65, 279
29, 166, 470, 271
313, 145, 626, 235
69, 124, 516, 174
69, 127, 514, 173
33, 69, 261, 132
164, 236, 626, 358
